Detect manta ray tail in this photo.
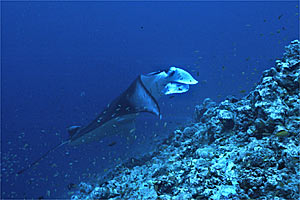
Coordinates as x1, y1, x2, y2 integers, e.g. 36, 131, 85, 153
17, 140, 69, 175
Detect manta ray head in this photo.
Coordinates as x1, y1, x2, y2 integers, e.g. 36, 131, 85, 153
140, 66, 198, 99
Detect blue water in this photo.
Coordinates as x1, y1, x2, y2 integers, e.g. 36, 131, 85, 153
2, 1, 299, 199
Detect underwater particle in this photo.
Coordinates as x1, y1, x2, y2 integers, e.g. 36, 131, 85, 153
239, 90, 246, 93
245, 24, 251, 27
245, 57, 250, 61
201, 80, 207, 84
278, 14, 283, 19
276, 29, 281, 33
80, 91, 85, 97
38, 196, 44, 199
164, 122, 167, 128
222, 65, 225, 70
140, 26, 144, 30
242, 72, 245, 75
169, 95, 175, 99
194, 50, 200, 53
54, 171, 59, 177
260, 33, 264, 36
263, 19, 267, 22
282, 27, 286, 30
197, 71, 200, 76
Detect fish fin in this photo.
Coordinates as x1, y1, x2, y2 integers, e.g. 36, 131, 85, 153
67, 126, 81, 137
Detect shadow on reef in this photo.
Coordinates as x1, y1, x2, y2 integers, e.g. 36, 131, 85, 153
71, 40, 300, 200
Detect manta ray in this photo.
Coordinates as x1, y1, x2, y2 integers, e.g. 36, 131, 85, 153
18, 67, 198, 174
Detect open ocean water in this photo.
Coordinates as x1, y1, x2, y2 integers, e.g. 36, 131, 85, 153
1, 1, 299, 199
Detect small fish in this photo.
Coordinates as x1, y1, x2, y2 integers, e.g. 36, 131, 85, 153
197, 71, 200, 76
169, 96, 175, 99
38, 196, 44, 200
108, 141, 116, 147
67, 183, 77, 190
164, 122, 167, 128
278, 14, 283, 20
51, 163, 57, 168
276, 130, 289, 137
240, 90, 246, 93
262, 132, 272, 136
130, 128, 136, 133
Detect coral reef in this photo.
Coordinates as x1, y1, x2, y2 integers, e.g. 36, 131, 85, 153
71, 40, 300, 200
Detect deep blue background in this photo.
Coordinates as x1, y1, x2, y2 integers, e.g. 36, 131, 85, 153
1, 1, 299, 199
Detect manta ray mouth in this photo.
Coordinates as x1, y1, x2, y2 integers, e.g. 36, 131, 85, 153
163, 81, 190, 95
171, 78, 198, 85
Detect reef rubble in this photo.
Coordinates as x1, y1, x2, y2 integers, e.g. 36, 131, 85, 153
71, 40, 299, 200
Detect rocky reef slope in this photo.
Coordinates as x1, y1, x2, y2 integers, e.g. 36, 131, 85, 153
71, 40, 299, 200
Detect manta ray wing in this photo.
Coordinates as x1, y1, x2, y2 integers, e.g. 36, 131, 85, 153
69, 75, 160, 145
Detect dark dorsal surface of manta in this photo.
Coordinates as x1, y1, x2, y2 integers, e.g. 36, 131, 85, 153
17, 67, 198, 174
68, 75, 160, 146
